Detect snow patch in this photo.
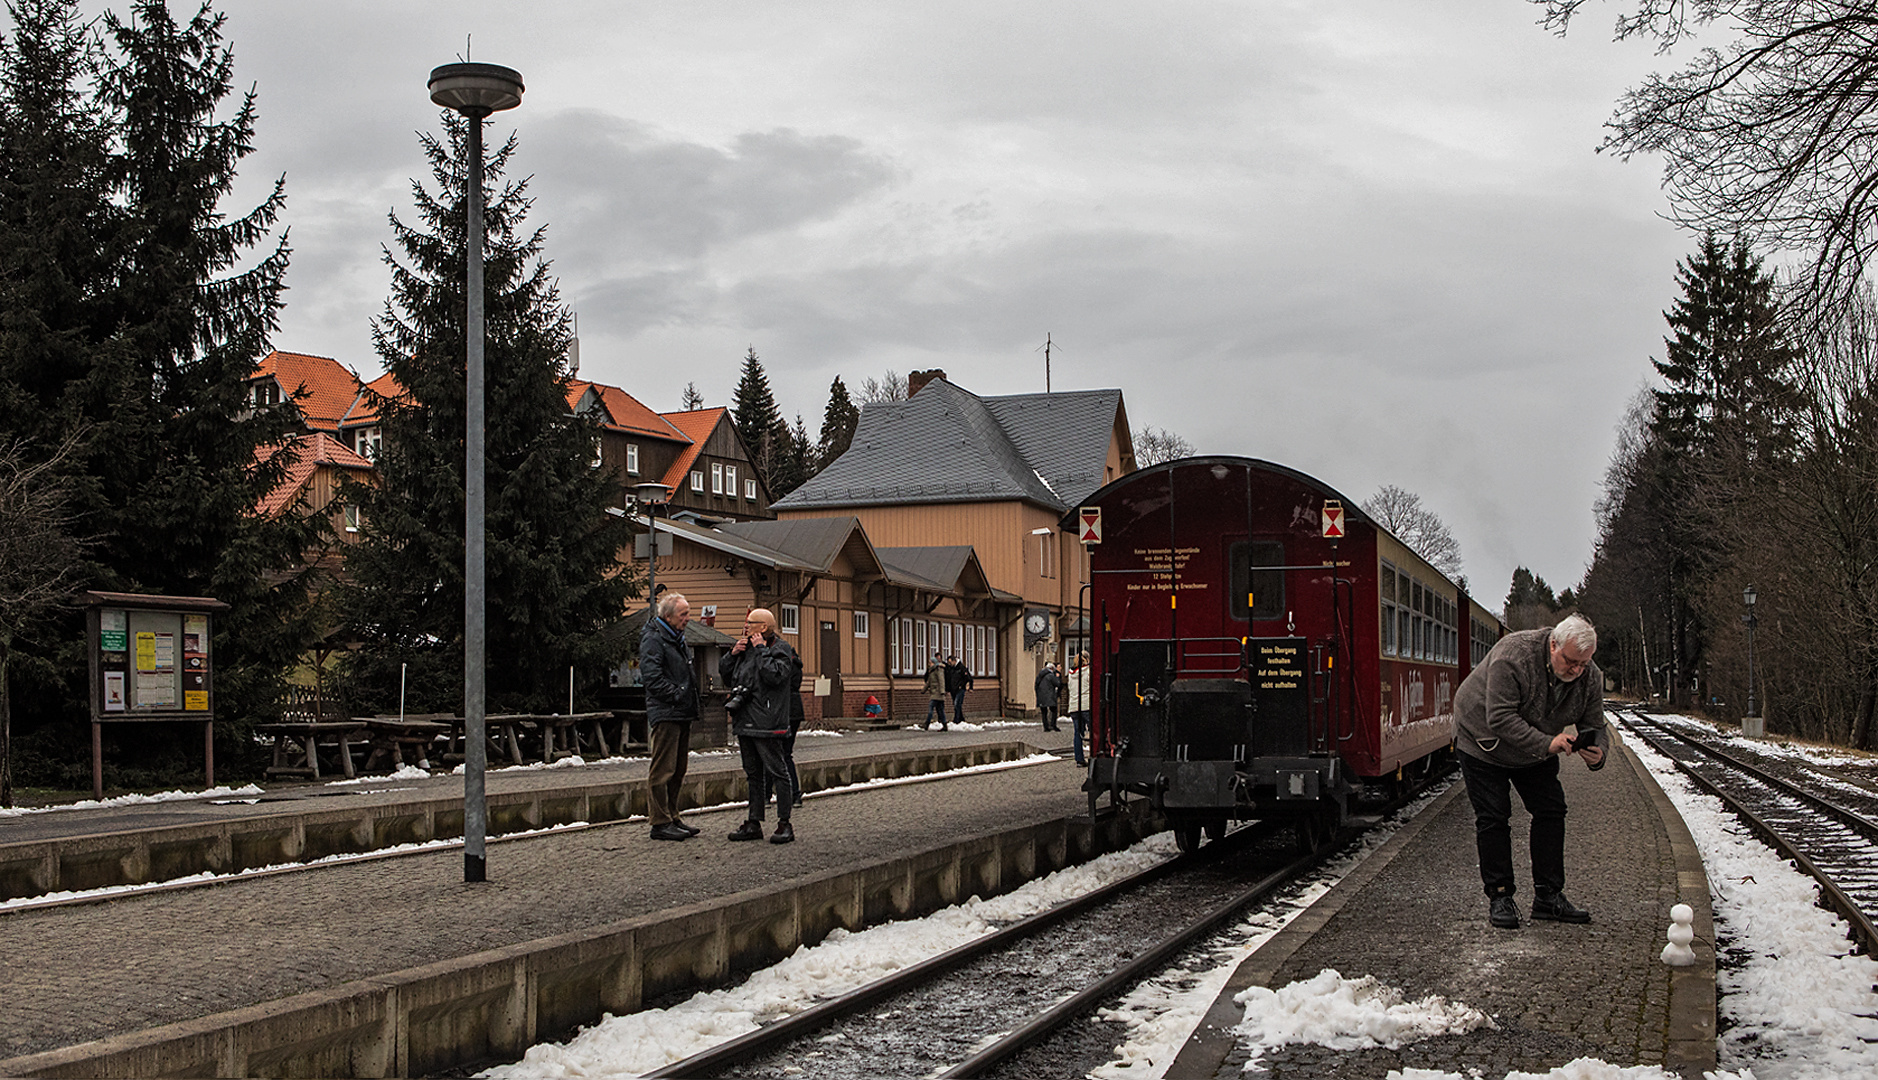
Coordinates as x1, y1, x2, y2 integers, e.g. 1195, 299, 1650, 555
0, 784, 264, 817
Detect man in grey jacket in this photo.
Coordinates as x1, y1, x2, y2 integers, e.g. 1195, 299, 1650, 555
718, 608, 799, 844
640, 592, 700, 842
1453, 613, 1608, 929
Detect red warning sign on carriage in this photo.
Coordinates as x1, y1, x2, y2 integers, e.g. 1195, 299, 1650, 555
1079, 506, 1102, 544
1321, 500, 1345, 539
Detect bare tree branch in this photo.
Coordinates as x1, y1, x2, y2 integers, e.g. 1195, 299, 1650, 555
1132, 426, 1196, 467
1363, 483, 1465, 579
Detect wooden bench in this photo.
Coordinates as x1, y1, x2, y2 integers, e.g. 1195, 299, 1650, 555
258, 721, 368, 779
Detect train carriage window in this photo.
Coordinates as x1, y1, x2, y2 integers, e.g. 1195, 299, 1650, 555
1228, 541, 1286, 621
1380, 562, 1397, 656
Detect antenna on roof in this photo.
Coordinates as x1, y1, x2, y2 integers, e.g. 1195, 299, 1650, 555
566, 312, 580, 376
1036, 333, 1058, 393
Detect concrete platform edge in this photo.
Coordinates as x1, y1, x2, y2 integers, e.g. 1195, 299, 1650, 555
1165, 780, 1466, 1079
0, 796, 1162, 1079
1614, 731, 1718, 1078
0, 742, 1036, 903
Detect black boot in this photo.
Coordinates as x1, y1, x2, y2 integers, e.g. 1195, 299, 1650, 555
769, 820, 795, 844
1532, 890, 1592, 923
1489, 895, 1521, 929
727, 819, 764, 842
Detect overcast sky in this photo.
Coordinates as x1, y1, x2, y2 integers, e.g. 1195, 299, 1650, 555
191, 0, 1696, 604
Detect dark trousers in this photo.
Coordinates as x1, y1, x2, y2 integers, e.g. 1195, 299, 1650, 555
1039, 703, 1058, 730
1459, 751, 1567, 898
647, 720, 691, 826
739, 736, 793, 822
926, 697, 947, 726
951, 689, 967, 726
1071, 709, 1091, 765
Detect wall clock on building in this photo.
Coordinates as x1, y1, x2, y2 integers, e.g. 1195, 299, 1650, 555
1026, 612, 1047, 635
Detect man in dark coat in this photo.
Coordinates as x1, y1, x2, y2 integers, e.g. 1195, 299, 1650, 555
944, 655, 973, 727
1034, 662, 1062, 731
718, 608, 799, 843
1453, 613, 1608, 929
640, 592, 700, 842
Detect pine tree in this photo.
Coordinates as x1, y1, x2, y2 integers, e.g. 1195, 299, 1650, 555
732, 346, 783, 481
817, 376, 859, 468
767, 414, 815, 500
339, 110, 633, 715
680, 382, 704, 411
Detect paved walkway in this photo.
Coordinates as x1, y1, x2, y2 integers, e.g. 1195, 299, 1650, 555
0, 723, 1076, 1062
1170, 730, 1715, 1078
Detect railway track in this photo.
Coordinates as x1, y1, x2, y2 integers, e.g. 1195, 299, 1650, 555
646, 780, 1451, 1079
1617, 708, 1878, 956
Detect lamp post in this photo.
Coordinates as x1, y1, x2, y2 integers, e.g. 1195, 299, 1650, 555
1742, 584, 1762, 738
429, 61, 524, 883
634, 482, 669, 607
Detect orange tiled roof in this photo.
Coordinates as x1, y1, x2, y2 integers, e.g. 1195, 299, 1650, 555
343, 371, 408, 427
567, 380, 692, 442
251, 352, 365, 434
658, 407, 729, 490
254, 432, 374, 517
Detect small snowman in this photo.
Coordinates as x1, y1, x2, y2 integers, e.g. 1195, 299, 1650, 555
1660, 902, 1697, 967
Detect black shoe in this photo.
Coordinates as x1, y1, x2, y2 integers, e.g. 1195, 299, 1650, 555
769, 820, 795, 844
1532, 890, 1592, 923
1490, 895, 1521, 929
920, 723, 929, 730
727, 819, 764, 842
941, 725, 948, 731
673, 820, 701, 836
649, 823, 690, 841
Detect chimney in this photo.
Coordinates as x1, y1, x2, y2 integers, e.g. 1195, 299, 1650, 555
908, 368, 947, 398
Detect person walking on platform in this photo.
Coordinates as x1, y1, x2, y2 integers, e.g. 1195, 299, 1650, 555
719, 608, 799, 843
641, 592, 700, 842
1035, 662, 1062, 731
783, 650, 805, 809
922, 653, 947, 730
1067, 653, 1092, 766
1453, 612, 1608, 929
945, 655, 973, 727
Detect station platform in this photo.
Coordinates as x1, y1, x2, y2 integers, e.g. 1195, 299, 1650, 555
0, 722, 1162, 1078
1169, 728, 1717, 1079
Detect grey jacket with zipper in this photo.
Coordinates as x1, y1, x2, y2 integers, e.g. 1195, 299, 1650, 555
1453, 627, 1606, 768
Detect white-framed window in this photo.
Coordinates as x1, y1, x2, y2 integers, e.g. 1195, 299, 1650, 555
780, 603, 799, 634
343, 504, 361, 533
1036, 533, 1056, 579
355, 427, 381, 461
888, 618, 899, 673
988, 628, 997, 675
711, 463, 723, 494
726, 465, 737, 496
940, 623, 952, 660
626, 443, 640, 475
745, 478, 757, 501
915, 620, 927, 671
966, 625, 977, 673
853, 611, 869, 638
901, 617, 914, 673
253, 380, 281, 407
928, 620, 940, 664
690, 470, 704, 492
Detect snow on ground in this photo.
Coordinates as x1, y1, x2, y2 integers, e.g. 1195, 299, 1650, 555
480, 833, 1186, 1079
1086, 784, 1452, 1079
1231, 969, 1492, 1069
1653, 713, 1876, 769
1622, 714, 1878, 1080
0, 784, 264, 817
899, 719, 1039, 732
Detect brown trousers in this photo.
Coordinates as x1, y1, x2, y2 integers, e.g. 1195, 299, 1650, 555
647, 720, 691, 826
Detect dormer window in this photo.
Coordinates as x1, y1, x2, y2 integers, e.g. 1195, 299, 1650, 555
354, 427, 381, 461
252, 380, 282, 408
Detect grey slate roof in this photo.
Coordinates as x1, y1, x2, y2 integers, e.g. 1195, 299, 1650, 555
875, 546, 976, 593
773, 379, 1123, 513
715, 517, 882, 577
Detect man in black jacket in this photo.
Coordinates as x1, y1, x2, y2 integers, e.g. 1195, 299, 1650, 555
1035, 662, 1062, 731
718, 608, 799, 843
944, 655, 973, 727
640, 593, 700, 842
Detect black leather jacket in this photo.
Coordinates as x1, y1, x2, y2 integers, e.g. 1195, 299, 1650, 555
639, 616, 699, 724
719, 636, 797, 737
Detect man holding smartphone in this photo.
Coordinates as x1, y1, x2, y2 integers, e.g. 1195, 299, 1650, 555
718, 609, 799, 843
1452, 613, 1608, 930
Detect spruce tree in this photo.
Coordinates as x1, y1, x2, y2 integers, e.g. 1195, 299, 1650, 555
817, 376, 859, 468
732, 346, 783, 481
340, 111, 633, 715
679, 382, 704, 411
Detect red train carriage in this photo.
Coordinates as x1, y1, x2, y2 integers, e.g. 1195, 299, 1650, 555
1063, 456, 1497, 850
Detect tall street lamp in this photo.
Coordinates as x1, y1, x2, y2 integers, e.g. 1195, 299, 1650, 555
1742, 584, 1762, 738
429, 61, 524, 883
634, 481, 670, 607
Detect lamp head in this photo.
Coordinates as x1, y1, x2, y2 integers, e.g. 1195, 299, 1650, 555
1743, 585, 1757, 608
428, 62, 524, 118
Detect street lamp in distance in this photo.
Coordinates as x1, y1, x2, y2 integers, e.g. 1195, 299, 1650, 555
1742, 585, 1763, 738
429, 60, 524, 885
634, 482, 670, 608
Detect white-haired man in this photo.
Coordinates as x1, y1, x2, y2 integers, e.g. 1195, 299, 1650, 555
1452, 613, 1608, 929
641, 592, 700, 841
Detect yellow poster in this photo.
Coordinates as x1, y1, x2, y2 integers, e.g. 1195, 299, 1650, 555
135, 631, 156, 672
184, 691, 208, 711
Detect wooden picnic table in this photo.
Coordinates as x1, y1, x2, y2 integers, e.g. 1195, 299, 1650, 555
257, 720, 369, 780
360, 716, 453, 772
